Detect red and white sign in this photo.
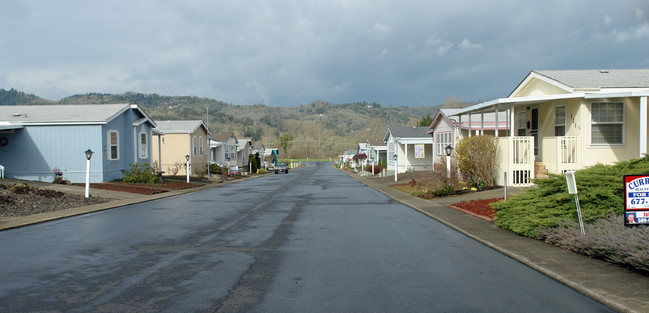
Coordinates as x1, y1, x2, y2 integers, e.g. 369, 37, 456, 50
624, 175, 649, 226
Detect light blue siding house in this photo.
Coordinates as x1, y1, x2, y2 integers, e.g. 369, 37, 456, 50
0, 103, 156, 183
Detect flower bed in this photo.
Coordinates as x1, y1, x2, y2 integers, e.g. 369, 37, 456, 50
72, 181, 203, 195
449, 198, 503, 222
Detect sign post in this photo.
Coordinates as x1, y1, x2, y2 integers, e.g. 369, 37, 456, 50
565, 171, 585, 235
624, 175, 649, 226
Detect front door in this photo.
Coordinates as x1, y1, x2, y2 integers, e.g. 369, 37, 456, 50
531, 108, 539, 160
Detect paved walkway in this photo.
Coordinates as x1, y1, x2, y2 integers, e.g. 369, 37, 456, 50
2, 167, 649, 312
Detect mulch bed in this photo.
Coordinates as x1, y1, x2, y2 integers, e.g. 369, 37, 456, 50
72, 181, 204, 195
449, 198, 503, 222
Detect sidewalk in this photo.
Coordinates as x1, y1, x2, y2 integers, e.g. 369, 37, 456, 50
347, 171, 649, 313
0, 175, 260, 231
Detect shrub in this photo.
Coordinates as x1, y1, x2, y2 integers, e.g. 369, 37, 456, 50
168, 162, 182, 176
541, 214, 649, 273
208, 163, 221, 175
454, 135, 499, 187
248, 153, 258, 173
493, 155, 649, 238
433, 184, 456, 197
364, 164, 382, 174
120, 163, 158, 184
257, 168, 268, 174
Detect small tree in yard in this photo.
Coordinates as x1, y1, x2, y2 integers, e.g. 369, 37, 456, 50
454, 135, 499, 188
248, 153, 258, 173
352, 153, 367, 168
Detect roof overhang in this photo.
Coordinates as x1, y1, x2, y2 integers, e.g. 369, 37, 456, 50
447, 93, 586, 116
0, 124, 24, 131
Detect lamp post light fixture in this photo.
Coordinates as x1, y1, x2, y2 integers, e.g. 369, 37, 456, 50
393, 154, 398, 182
84, 149, 93, 198
445, 145, 453, 179
185, 154, 190, 183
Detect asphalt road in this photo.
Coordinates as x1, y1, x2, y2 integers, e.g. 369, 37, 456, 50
0, 162, 615, 312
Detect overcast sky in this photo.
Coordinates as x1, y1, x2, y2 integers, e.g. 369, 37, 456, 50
1, 1, 648, 107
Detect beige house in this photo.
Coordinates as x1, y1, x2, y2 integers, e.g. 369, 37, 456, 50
152, 120, 210, 176
448, 69, 649, 186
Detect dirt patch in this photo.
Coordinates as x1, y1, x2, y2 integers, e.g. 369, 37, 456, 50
449, 198, 503, 222
0, 183, 109, 217
71, 181, 203, 195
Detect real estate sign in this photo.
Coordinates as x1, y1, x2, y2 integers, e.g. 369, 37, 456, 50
624, 175, 649, 226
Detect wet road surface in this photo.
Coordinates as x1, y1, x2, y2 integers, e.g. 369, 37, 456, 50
0, 162, 615, 312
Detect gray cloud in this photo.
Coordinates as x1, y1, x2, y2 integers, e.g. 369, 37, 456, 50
1, 0, 647, 106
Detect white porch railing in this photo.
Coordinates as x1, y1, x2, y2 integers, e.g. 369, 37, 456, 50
557, 136, 578, 173
498, 136, 534, 186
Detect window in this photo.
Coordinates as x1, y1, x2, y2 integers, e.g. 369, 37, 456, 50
436, 132, 452, 155
139, 131, 148, 159
517, 111, 526, 136
108, 130, 119, 160
554, 106, 566, 136
199, 136, 203, 155
591, 102, 623, 144
193, 136, 197, 155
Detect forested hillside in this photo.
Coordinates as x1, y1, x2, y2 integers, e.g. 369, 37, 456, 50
0, 89, 465, 158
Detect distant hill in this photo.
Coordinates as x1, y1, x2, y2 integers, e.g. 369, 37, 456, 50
1, 89, 446, 158
0, 88, 54, 105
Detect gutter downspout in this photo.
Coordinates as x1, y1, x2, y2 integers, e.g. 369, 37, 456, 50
641, 96, 648, 158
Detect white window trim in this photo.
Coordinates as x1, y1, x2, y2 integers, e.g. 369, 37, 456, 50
554, 105, 566, 136
108, 130, 119, 161
193, 136, 197, 155
139, 130, 148, 159
590, 101, 625, 146
199, 136, 204, 155
436, 131, 453, 156
516, 111, 526, 136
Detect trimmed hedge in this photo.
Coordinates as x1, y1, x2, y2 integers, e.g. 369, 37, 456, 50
492, 155, 649, 238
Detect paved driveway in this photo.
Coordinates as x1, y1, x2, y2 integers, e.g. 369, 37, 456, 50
0, 162, 614, 312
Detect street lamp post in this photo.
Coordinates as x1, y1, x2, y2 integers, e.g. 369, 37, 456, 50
393, 154, 398, 182
445, 145, 453, 179
84, 149, 93, 198
185, 154, 190, 183
370, 158, 375, 175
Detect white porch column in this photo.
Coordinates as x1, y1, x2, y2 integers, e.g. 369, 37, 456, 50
510, 104, 515, 137
458, 115, 462, 137
468, 114, 472, 137
495, 107, 499, 137
405, 143, 408, 172
641, 96, 648, 157
480, 111, 485, 135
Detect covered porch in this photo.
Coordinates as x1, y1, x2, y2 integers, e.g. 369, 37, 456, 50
450, 92, 649, 186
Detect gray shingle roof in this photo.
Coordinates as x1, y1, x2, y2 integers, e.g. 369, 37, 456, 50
154, 120, 206, 133
211, 132, 235, 141
0, 103, 133, 124
534, 69, 649, 89
388, 126, 430, 138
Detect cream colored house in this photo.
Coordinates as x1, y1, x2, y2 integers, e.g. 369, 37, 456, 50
427, 109, 509, 169
448, 69, 649, 186
152, 120, 210, 176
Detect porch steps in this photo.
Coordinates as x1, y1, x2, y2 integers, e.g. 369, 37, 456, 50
535, 162, 549, 179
